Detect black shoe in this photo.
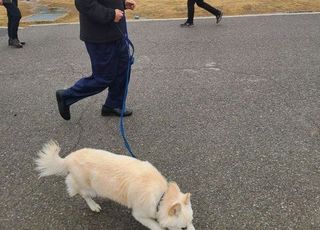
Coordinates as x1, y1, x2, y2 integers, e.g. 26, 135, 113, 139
8, 38, 23, 48
56, 90, 70, 120
180, 21, 194, 28
101, 106, 133, 117
9, 39, 25, 46
216, 12, 223, 24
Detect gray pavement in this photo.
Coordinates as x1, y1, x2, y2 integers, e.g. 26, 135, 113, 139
0, 13, 320, 229
0, 29, 5, 37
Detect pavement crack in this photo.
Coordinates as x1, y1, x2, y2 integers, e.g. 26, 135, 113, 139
70, 99, 95, 152
71, 112, 85, 152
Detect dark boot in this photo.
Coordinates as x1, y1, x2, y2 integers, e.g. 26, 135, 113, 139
180, 21, 194, 27
9, 38, 25, 46
101, 105, 133, 117
9, 38, 23, 48
216, 11, 223, 24
56, 90, 71, 120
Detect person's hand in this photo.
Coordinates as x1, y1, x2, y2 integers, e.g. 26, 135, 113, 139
114, 9, 124, 22
125, 0, 136, 10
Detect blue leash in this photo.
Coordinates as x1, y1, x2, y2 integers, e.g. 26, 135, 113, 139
119, 32, 136, 158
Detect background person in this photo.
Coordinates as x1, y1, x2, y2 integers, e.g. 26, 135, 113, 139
0, 0, 25, 48
181, 0, 223, 27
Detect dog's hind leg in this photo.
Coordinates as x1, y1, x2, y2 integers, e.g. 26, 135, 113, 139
66, 174, 101, 212
80, 190, 101, 212
65, 174, 79, 197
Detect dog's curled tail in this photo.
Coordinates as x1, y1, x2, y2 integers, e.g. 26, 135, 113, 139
35, 140, 68, 178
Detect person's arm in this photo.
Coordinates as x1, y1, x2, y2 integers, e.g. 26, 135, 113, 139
75, 0, 117, 24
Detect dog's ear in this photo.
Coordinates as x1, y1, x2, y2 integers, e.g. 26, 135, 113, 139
184, 193, 191, 205
168, 203, 181, 216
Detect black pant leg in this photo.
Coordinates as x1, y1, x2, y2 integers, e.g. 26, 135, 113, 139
195, 0, 221, 16
6, 6, 12, 38
187, 0, 196, 23
3, 0, 22, 39
104, 39, 130, 108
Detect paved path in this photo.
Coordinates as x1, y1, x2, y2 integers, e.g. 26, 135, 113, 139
0, 13, 320, 229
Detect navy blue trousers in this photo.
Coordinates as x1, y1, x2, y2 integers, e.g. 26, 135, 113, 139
64, 39, 130, 109
3, 0, 22, 39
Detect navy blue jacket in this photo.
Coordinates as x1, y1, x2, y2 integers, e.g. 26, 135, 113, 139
75, 0, 126, 43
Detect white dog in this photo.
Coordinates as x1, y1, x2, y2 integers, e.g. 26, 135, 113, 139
35, 141, 195, 230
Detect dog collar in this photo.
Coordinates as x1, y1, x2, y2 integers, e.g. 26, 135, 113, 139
156, 192, 165, 213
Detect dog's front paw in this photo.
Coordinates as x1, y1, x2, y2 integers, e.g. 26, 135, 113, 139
89, 202, 102, 212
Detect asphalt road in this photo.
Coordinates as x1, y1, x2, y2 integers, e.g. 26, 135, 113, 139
0, 13, 319, 229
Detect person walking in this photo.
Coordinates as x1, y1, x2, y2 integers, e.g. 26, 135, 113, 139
0, 0, 25, 48
181, 0, 223, 27
56, 0, 136, 120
